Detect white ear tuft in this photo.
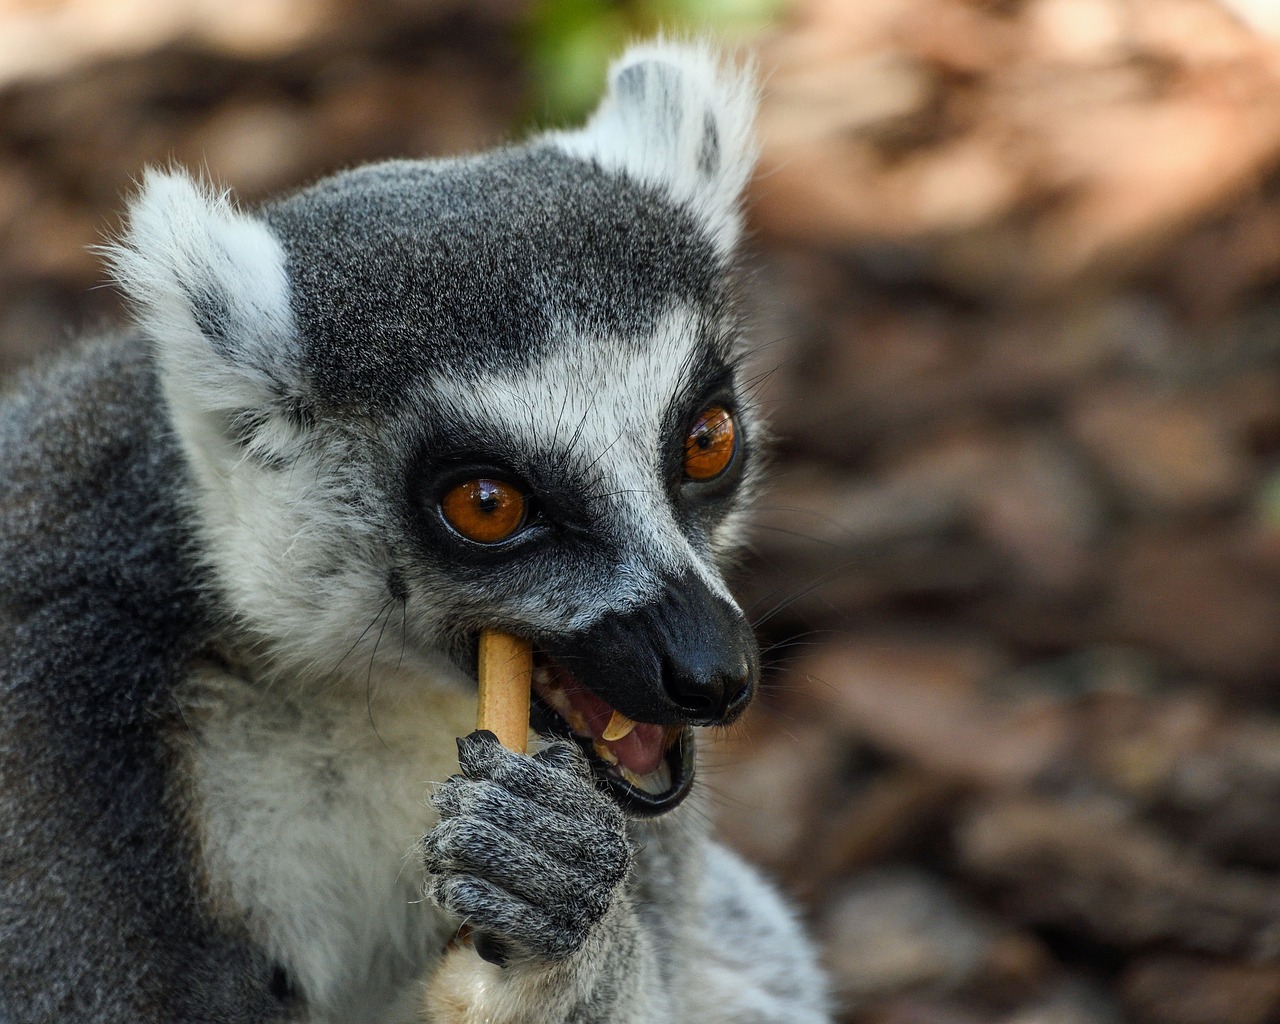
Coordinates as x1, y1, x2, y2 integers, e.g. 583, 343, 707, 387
549, 39, 759, 255
106, 167, 300, 417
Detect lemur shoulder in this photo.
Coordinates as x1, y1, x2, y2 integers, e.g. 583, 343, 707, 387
0, 40, 831, 1024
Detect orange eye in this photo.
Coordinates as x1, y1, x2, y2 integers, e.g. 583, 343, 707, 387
440, 479, 528, 544
684, 405, 737, 481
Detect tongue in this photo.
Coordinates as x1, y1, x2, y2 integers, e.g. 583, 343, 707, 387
556, 677, 668, 776
604, 723, 668, 775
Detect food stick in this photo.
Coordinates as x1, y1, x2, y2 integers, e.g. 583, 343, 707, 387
476, 630, 532, 753
433, 631, 530, 972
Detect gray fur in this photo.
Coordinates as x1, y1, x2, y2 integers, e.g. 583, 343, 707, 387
0, 41, 829, 1023
264, 146, 725, 411
0, 338, 284, 1022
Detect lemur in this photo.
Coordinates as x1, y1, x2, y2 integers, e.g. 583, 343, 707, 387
0, 40, 830, 1024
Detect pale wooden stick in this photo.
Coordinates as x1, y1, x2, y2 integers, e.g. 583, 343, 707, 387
426, 631, 532, 996
476, 630, 532, 753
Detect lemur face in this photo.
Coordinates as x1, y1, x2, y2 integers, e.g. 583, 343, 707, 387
397, 306, 760, 815
108, 45, 759, 813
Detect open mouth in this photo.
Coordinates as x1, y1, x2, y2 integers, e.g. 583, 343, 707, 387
529, 654, 695, 816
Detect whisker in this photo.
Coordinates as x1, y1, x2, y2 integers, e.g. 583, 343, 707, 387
748, 522, 847, 550
333, 595, 395, 677
395, 597, 408, 674
366, 600, 396, 751
580, 427, 627, 479
747, 560, 861, 628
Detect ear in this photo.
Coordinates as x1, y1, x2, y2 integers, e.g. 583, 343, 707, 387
549, 39, 758, 256
105, 168, 306, 464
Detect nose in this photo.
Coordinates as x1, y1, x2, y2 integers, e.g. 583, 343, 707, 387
552, 571, 759, 726
657, 596, 753, 724
662, 655, 750, 722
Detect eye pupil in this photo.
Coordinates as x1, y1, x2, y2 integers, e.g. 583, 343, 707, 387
441, 478, 527, 544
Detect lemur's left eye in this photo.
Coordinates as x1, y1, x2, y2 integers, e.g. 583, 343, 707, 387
683, 405, 737, 482
440, 479, 528, 544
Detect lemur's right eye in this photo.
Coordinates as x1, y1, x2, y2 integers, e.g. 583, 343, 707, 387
440, 479, 528, 544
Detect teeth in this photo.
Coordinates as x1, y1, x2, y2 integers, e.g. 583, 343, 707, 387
620, 761, 673, 796
527, 733, 555, 756
601, 710, 638, 742
540, 683, 591, 735
592, 741, 619, 766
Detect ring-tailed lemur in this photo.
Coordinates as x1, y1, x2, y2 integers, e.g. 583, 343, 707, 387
0, 41, 830, 1024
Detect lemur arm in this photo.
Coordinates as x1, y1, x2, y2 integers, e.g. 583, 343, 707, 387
681, 842, 831, 1024
421, 834, 829, 1024
421, 890, 673, 1024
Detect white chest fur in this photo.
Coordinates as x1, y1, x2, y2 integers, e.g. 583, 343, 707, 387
177, 663, 479, 1022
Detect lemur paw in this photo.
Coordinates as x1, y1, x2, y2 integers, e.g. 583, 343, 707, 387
423, 730, 632, 966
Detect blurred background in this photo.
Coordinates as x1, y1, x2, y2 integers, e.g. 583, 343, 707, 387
5, 0, 1280, 1020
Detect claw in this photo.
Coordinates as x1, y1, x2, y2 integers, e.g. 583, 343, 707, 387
457, 730, 505, 778
474, 931, 512, 968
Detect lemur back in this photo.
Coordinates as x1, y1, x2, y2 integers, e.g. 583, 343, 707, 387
0, 42, 830, 1024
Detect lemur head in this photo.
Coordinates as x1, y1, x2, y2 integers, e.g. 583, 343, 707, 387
108, 41, 760, 814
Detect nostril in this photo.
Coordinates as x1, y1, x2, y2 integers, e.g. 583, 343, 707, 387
673, 688, 718, 715
661, 660, 725, 719
661, 664, 755, 722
